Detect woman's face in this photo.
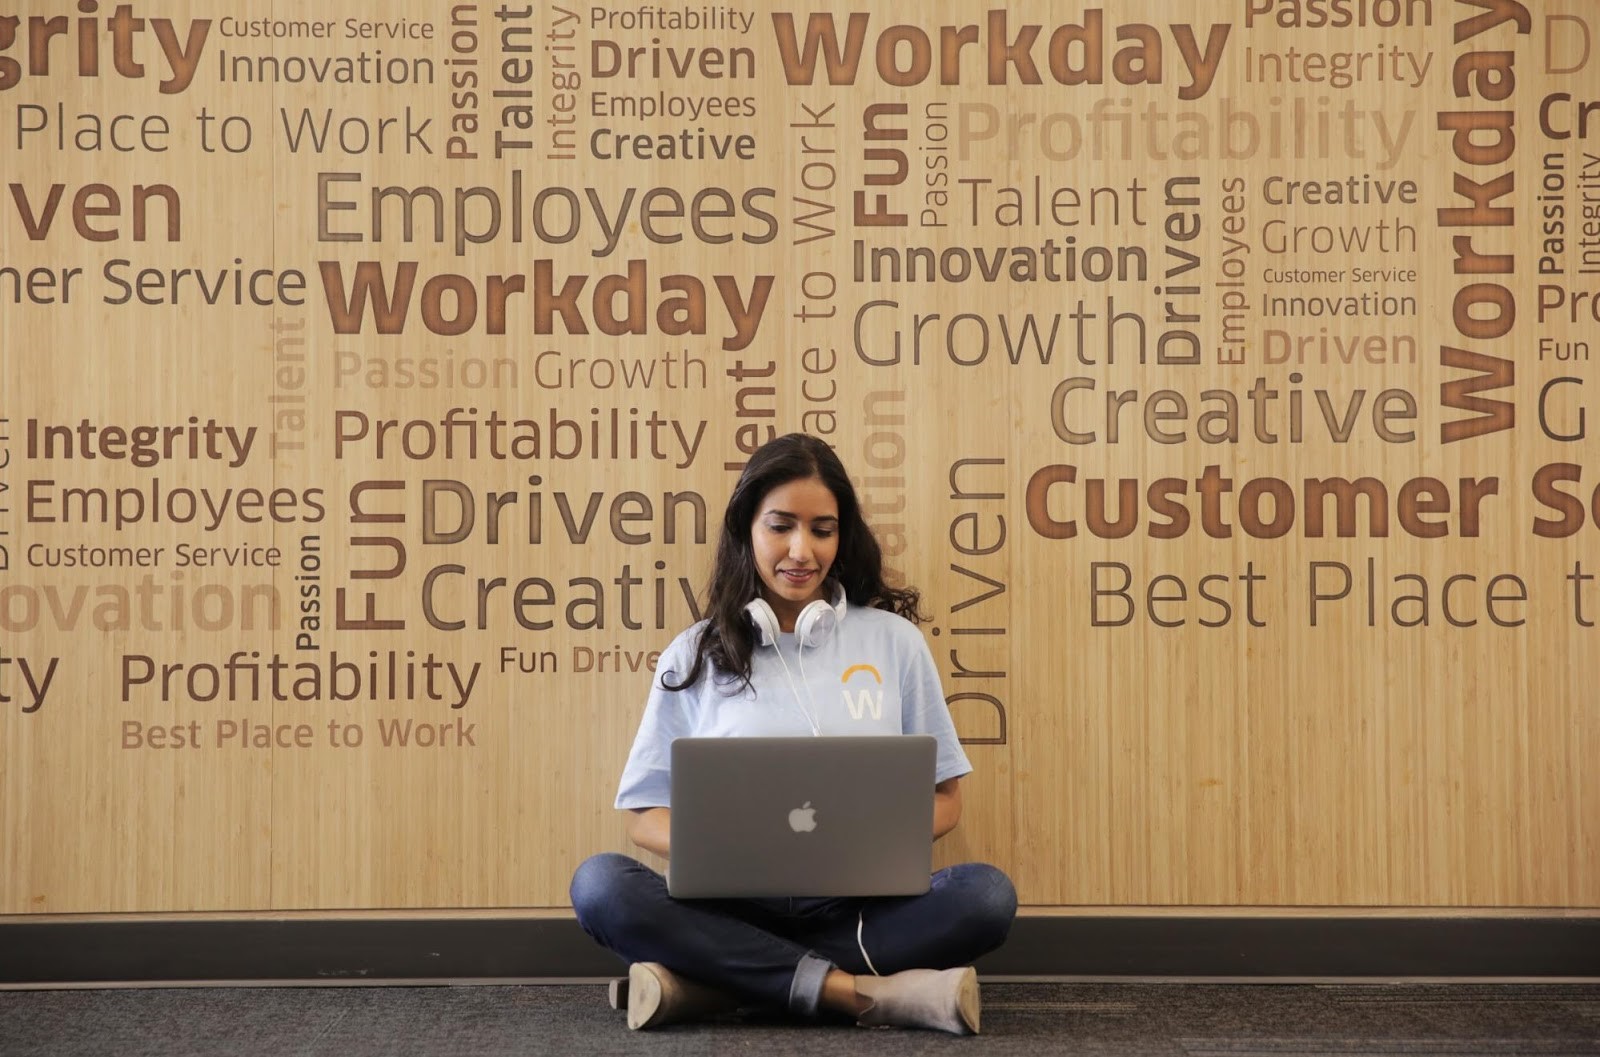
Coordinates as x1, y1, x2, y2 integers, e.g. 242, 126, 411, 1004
749, 475, 840, 630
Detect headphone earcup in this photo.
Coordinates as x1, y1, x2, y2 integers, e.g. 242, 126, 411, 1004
795, 599, 837, 648
744, 598, 780, 646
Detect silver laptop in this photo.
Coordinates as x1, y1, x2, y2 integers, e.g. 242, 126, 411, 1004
668, 736, 936, 899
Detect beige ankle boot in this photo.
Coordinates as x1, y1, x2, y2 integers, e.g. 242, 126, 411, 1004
623, 962, 739, 1030
854, 966, 981, 1034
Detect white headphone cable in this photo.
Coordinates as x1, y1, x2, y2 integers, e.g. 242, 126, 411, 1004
773, 605, 878, 971
856, 910, 882, 976
794, 644, 829, 740
769, 640, 821, 737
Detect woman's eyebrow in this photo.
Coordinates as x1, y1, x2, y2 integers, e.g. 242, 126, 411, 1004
762, 509, 839, 522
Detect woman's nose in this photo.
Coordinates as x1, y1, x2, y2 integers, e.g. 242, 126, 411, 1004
788, 533, 812, 561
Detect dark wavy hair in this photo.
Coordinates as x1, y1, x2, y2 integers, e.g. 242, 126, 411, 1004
663, 433, 925, 691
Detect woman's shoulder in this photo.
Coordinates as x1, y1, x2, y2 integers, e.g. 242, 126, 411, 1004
845, 600, 926, 643
657, 619, 711, 667
651, 619, 714, 690
664, 618, 712, 652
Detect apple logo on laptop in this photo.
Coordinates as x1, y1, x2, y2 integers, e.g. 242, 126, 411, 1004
788, 802, 818, 833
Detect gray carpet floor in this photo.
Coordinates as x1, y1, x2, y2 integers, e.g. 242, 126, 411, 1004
3, 982, 1599, 1056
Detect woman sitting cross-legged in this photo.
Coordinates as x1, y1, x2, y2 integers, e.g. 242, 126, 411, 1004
570, 433, 1017, 1033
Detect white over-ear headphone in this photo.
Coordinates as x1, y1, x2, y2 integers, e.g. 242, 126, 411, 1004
743, 584, 848, 736
743, 582, 847, 647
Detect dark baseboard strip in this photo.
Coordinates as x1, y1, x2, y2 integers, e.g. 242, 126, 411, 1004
988, 916, 1599, 978
2, 916, 1596, 986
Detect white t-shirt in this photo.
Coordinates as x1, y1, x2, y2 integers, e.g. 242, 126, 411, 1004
615, 602, 972, 810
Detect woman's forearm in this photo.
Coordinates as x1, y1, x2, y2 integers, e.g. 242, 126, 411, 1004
933, 778, 963, 840
625, 806, 672, 857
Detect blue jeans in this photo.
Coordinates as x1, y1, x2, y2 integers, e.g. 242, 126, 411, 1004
570, 852, 1017, 1017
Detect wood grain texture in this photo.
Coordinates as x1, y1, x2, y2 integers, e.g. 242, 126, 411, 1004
1, 0, 1595, 914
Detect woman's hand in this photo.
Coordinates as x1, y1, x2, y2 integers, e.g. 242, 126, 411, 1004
629, 780, 959, 855
625, 806, 672, 858
933, 777, 963, 840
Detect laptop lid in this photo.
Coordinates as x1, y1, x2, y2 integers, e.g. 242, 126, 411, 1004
668, 735, 936, 899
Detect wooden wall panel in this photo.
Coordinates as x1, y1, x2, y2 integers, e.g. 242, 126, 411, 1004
1, 0, 1596, 913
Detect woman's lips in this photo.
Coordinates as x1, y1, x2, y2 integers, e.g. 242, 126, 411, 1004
779, 569, 816, 584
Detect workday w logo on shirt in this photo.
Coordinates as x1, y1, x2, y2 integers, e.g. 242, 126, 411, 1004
840, 664, 884, 720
